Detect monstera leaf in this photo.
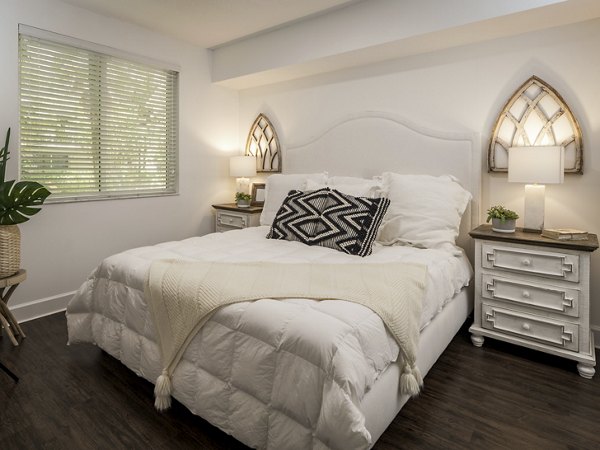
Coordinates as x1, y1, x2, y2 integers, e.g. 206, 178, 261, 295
0, 180, 51, 225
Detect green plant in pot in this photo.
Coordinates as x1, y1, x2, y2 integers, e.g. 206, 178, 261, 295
486, 205, 519, 234
0, 128, 51, 278
235, 192, 252, 208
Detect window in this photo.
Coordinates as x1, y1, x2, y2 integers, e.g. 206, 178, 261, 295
19, 28, 178, 202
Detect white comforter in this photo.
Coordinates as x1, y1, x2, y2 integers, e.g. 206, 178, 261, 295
67, 227, 472, 450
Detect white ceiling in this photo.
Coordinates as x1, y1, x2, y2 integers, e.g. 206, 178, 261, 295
58, 0, 358, 48
58, 0, 600, 89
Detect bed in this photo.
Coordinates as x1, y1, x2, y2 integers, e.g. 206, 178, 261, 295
66, 111, 481, 449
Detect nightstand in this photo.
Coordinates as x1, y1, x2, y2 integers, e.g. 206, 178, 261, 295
469, 224, 598, 378
212, 203, 263, 232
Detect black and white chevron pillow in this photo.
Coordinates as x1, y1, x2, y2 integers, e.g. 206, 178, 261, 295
266, 188, 330, 244
312, 189, 390, 257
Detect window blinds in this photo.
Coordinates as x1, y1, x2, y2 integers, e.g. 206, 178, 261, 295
19, 33, 178, 201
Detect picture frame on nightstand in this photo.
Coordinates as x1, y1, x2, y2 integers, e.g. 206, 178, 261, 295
251, 183, 266, 206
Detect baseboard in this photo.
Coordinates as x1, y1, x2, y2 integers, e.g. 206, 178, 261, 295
592, 325, 600, 350
11, 291, 75, 323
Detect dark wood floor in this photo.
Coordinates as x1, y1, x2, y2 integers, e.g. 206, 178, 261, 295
1, 313, 598, 450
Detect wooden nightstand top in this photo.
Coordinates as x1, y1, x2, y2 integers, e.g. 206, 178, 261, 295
212, 203, 263, 214
470, 224, 599, 252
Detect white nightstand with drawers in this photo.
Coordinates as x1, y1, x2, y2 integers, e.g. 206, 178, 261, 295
212, 203, 262, 233
469, 224, 598, 378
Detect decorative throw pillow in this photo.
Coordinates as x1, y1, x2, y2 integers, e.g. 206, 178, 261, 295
260, 173, 328, 226
312, 189, 390, 257
266, 188, 330, 244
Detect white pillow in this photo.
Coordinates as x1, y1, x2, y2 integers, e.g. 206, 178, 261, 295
377, 173, 472, 254
305, 176, 381, 198
329, 176, 379, 186
260, 173, 328, 226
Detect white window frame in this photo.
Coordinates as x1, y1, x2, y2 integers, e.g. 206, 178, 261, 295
18, 25, 179, 203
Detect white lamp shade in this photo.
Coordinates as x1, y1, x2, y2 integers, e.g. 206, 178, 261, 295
508, 146, 564, 184
229, 155, 256, 177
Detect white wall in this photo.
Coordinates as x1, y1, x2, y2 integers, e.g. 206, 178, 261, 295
0, 0, 238, 320
239, 19, 600, 335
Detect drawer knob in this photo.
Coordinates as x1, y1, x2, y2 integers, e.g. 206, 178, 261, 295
522, 290, 531, 299
522, 322, 531, 331
521, 259, 532, 266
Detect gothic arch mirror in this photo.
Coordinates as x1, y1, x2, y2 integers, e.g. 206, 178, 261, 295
245, 113, 281, 173
489, 76, 582, 173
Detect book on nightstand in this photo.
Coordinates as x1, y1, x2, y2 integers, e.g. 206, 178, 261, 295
541, 228, 589, 241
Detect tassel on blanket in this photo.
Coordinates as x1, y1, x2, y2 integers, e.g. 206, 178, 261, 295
154, 369, 172, 411
400, 363, 423, 397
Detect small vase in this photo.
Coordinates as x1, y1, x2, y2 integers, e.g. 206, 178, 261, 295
0, 225, 21, 278
237, 199, 250, 208
492, 218, 516, 233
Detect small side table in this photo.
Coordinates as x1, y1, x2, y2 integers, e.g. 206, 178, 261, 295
212, 203, 263, 233
469, 225, 598, 378
0, 269, 27, 346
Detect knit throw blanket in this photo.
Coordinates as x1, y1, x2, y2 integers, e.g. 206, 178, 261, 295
145, 260, 427, 410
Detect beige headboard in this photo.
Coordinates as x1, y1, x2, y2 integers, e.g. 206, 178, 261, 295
283, 111, 482, 257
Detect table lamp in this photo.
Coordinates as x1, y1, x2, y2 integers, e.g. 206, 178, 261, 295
229, 155, 256, 196
508, 146, 564, 232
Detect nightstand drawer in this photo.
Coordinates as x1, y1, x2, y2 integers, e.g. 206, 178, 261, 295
216, 212, 247, 229
482, 244, 579, 282
481, 274, 579, 317
482, 304, 579, 351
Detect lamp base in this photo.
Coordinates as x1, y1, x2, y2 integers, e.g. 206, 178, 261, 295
523, 184, 545, 232
236, 177, 250, 195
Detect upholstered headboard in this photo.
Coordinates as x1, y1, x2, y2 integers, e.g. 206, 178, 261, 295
283, 111, 482, 255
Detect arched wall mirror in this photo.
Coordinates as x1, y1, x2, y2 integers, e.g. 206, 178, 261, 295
489, 76, 583, 174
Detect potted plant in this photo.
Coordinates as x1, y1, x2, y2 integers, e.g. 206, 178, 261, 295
486, 205, 519, 233
235, 192, 252, 208
0, 128, 51, 278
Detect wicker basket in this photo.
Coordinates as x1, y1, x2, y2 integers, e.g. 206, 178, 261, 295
0, 225, 20, 279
